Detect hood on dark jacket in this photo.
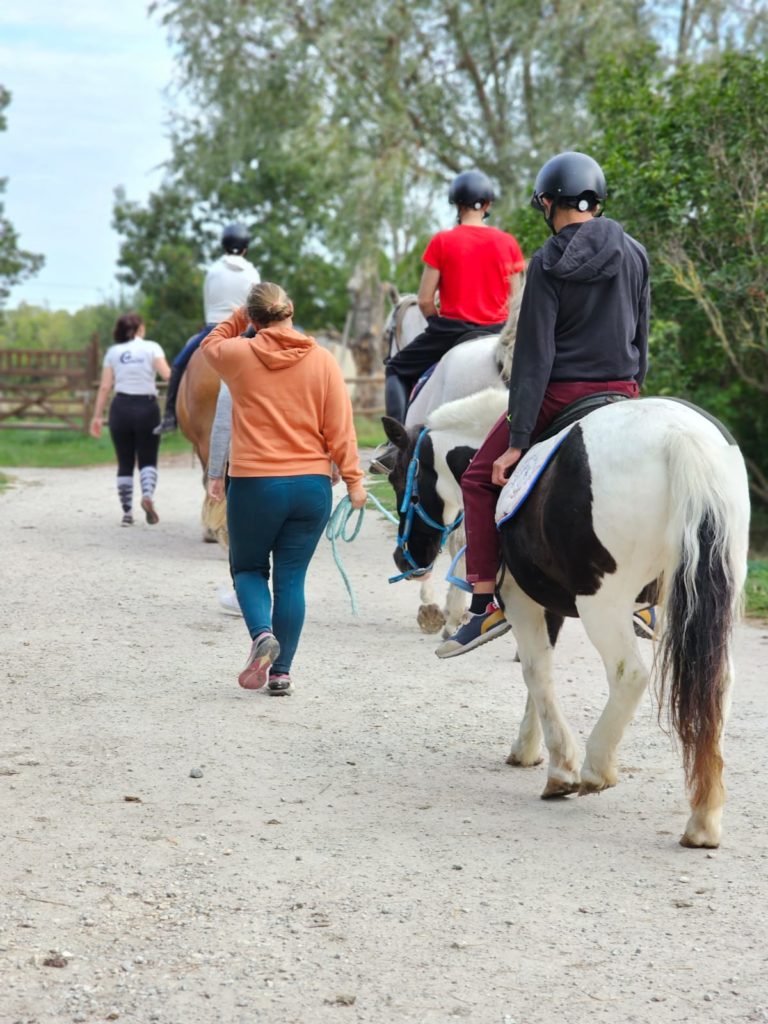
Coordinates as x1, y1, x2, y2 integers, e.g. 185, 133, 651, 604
541, 217, 626, 283
249, 324, 316, 370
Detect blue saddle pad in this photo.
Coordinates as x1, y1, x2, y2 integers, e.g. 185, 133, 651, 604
409, 363, 438, 403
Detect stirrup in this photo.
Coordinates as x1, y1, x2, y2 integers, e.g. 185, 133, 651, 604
369, 442, 396, 475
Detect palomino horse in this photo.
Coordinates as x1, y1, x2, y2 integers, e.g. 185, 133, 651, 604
176, 346, 223, 542
379, 288, 523, 635
382, 389, 750, 847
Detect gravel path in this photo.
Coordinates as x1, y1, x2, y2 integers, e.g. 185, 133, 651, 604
1, 458, 767, 1024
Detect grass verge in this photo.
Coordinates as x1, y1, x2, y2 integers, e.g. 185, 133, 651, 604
746, 558, 768, 620
0, 429, 192, 468
354, 415, 386, 449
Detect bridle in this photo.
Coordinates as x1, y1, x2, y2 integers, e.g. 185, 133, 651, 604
389, 427, 464, 583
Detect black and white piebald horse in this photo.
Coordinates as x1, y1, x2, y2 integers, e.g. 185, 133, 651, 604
382, 388, 750, 848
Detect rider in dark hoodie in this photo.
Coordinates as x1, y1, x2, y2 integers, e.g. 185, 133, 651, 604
437, 151, 650, 657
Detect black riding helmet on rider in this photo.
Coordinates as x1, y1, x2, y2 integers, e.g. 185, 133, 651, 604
448, 170, 496, 222
530, 151, 606, 234
221, 221, 250, 255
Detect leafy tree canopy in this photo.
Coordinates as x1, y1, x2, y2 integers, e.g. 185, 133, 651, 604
591, 49, 768, 500
0, 87, 44, 309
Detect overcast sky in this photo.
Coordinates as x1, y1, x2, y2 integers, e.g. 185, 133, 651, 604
1, 2, 175, 312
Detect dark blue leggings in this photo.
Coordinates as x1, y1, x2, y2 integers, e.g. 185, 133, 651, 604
227, 475, 332, 674
173, 324, 214, 371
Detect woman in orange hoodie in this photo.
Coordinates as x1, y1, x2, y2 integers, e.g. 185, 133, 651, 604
201, 282, 367, 694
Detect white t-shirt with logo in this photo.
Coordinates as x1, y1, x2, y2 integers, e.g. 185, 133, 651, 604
104, 338, 166, 395
203, 254, 261, 324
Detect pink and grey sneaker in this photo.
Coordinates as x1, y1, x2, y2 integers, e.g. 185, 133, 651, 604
268, 672, 292, 696
238, 632, 280, 690
435, 601, 511, 659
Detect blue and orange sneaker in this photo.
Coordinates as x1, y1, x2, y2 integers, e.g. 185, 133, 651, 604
435, 601, 511, 659
632, 605, 657, 640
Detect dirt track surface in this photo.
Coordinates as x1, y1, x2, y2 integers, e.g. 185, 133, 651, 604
1, 458, 767, 1024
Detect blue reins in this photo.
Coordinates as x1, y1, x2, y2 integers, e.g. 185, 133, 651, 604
389, 427, 464, 584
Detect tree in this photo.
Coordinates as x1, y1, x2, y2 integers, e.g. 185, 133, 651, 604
112, 184, 208, 357
591, 51, 768, 504
116, 0, 662, 366
0, 87, 44, 309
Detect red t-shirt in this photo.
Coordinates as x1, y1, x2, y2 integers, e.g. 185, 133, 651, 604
423, 225, 525, 324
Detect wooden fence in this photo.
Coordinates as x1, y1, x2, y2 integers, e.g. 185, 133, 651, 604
0, 335, 383, 430
0, 336, 101, 432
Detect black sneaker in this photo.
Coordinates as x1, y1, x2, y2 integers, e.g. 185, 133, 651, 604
153, 415, 177, 436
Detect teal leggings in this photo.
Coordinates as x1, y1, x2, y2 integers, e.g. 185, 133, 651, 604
227, 475, 332, 674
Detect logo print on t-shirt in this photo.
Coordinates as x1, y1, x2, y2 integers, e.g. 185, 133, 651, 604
119, 351, 142, 364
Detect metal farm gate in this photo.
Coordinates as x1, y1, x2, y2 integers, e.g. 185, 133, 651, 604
0, 336, 101, 432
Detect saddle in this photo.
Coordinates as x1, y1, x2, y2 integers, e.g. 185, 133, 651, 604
534, 391, 631, 444
408, 328, 500, 406
496, 392, 632, 526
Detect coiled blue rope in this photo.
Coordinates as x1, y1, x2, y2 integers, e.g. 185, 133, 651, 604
326, 491, 398, 615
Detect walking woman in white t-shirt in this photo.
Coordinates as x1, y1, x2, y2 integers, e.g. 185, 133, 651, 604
90, 313, 171, 525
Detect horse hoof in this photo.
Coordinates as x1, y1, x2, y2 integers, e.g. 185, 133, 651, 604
506, 750, 544, 767
203, 528, 218, 544
679, 832, 720, 849
541, 777, 580, 799
578, 779, 615, 796
417, 604, 445, 634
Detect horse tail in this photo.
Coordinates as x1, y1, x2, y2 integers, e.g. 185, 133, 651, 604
657, 429, 749, 809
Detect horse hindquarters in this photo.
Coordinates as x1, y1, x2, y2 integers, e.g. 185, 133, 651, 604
658, 436, 750, 848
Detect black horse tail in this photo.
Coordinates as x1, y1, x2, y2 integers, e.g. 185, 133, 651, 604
657, 430, 749, 812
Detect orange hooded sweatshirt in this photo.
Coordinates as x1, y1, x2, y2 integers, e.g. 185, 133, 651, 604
201, 310, 363, 489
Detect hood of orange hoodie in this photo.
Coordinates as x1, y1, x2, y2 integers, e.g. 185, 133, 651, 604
248, 324, 316, 370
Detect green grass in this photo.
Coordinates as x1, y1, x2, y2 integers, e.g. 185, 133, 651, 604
365, 477, 397, 515
354, 415, 386, 449
746, 558, 768, 619
0, 428, 192, 468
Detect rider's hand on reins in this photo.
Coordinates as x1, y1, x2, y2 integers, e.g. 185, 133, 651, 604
492, 446, 522, 487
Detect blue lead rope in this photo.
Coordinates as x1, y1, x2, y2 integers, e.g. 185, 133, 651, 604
326, 492, 399, 615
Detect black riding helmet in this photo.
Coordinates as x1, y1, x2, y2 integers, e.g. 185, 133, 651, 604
530, 152, 606, 230
221, 221, 250, 254
448, 170, 496, 211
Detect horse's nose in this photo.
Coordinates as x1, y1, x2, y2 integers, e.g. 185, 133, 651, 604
393, 547, 410, 572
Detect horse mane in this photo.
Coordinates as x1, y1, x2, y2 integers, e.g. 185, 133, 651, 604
493, 276, 525, 381
425, 386, 507, 435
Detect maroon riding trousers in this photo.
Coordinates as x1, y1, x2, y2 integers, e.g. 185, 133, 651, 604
463, 380, 640, 584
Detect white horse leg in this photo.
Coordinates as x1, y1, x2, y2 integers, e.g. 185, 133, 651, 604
417, 576, 446, 634
506, 693, 544, 767
501, 580, 580, 796
680, 655, 733, 848
442, 531, 469, 637
576, 595, 650, 794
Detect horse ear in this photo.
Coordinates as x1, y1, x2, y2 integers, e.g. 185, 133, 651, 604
381, 416, 409, 450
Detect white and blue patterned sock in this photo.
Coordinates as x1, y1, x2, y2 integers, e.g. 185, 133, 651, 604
140, 466, 158, 499
117, 476, 133, 514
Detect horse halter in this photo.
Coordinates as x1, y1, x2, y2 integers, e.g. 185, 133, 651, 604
389, 427, 464, 584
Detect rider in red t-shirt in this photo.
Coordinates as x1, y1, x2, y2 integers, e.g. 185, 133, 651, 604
384, 171, 525, 423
